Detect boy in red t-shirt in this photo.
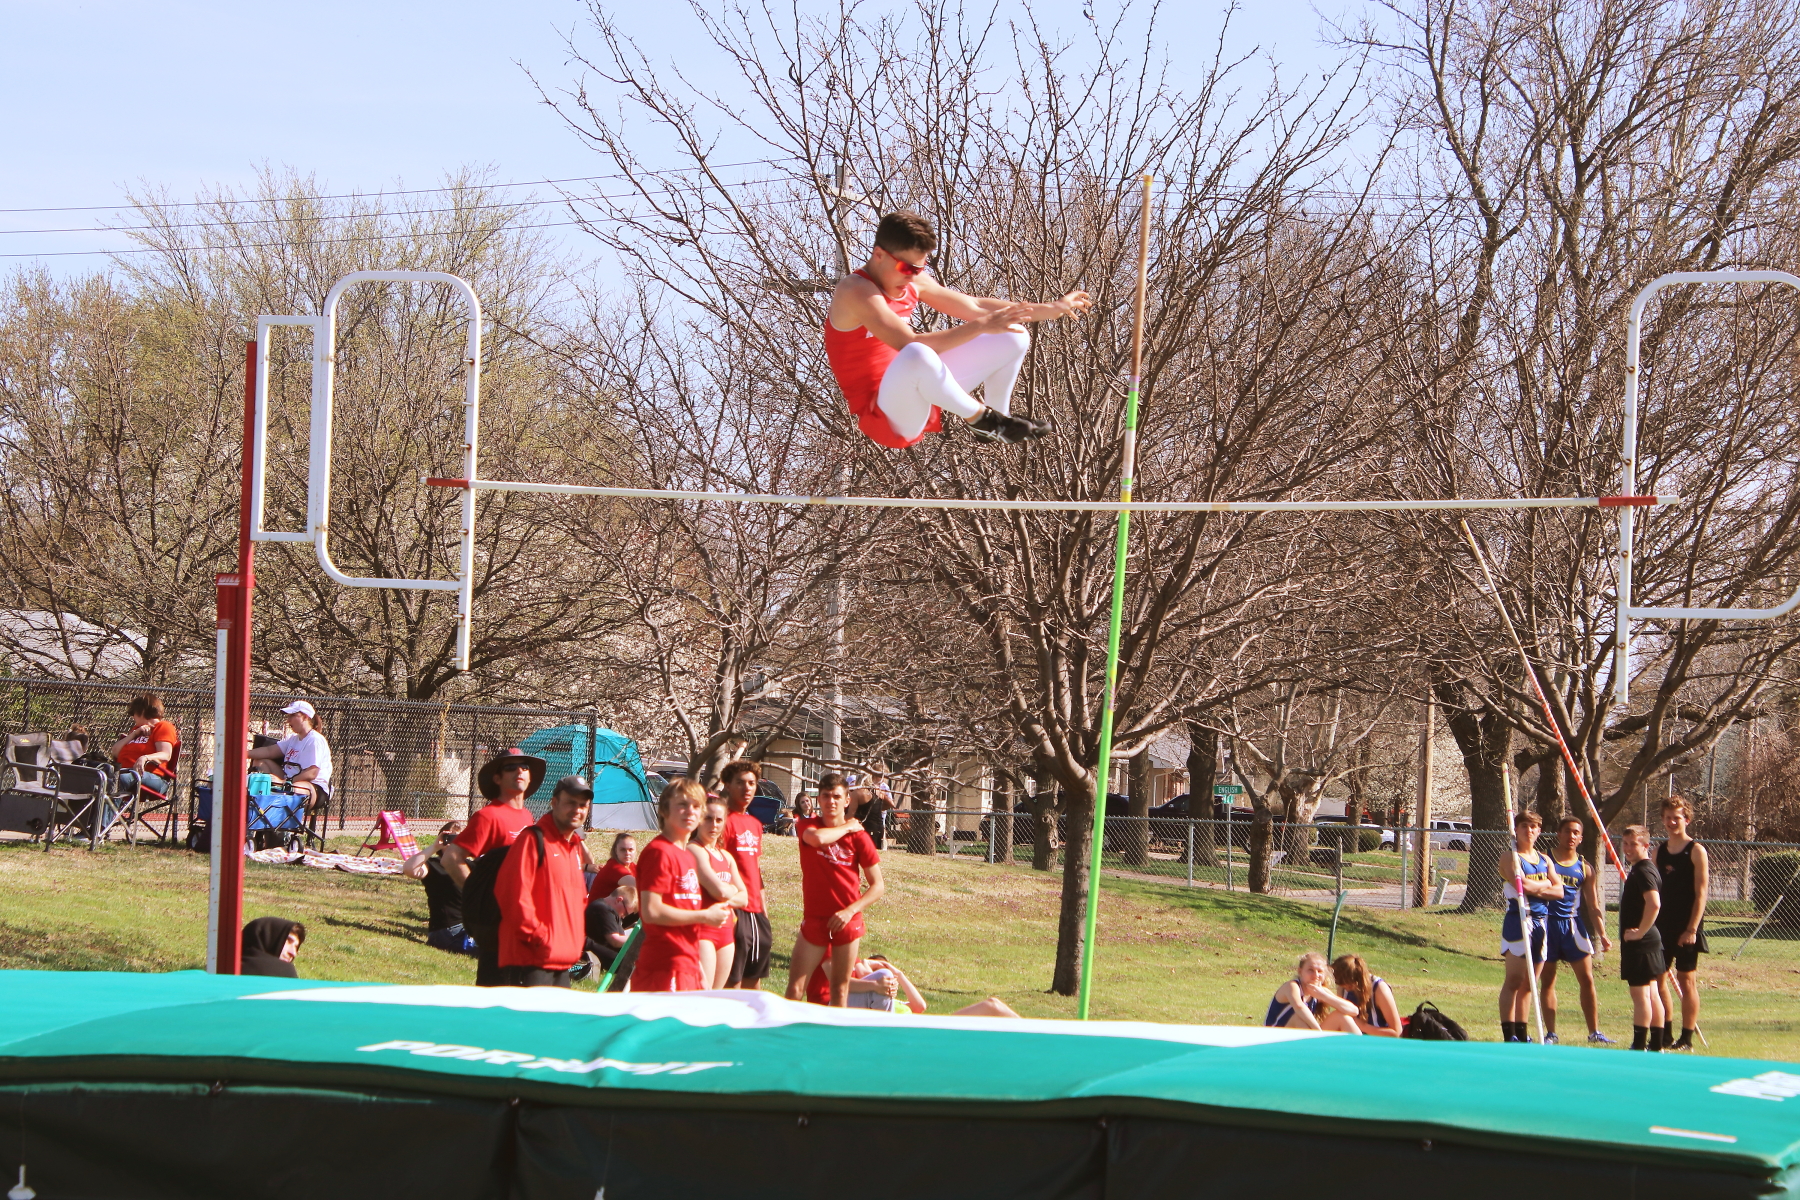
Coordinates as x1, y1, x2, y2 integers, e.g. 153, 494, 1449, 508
633, 779, 733, 992
720, 759, 771, 989
786, 771, 885, 1006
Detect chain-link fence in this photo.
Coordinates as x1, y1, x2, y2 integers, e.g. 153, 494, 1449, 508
887, 809, 1800, 957
0, 675, 646, 835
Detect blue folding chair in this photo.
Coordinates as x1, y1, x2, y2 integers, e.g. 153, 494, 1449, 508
247, 778, 307, 852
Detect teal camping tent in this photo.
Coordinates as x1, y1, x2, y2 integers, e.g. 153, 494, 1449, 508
517, 723, 656, 828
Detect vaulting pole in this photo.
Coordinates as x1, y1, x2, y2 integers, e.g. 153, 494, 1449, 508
1078, 174, 1153, 1020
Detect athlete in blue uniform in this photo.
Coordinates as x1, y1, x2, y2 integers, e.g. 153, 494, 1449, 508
1331, 953, 1401, 1036
1265, 952, 1362, 1032
1538, 815, 1615, 1044
1498, 810, 1559, 1043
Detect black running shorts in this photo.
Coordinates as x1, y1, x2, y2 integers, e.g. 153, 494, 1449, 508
729, 910, 773, 983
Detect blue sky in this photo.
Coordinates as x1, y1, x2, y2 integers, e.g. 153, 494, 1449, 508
0, 0, 1353, 270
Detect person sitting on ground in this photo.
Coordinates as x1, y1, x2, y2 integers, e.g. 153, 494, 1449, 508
492, 775, 593, 988
402, 820, 476, 955
805, 952, 1021, 1017
1265, 952, 1363, 1033
109, 693, 179, 804
631, 779, 734, 991
241, 917, 306, 978
247, 700, 333, 812
1619, 824, 1669, 1051
1329, 953, 1401, 1037
585, 881, 638, 973
587, 832, 637, 911
693, 797, 748, 988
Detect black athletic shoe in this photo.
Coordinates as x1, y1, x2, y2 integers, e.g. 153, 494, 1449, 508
968, 408, 1052, 444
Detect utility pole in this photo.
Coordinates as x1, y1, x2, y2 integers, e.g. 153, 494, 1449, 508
1414, 698, 1435, 908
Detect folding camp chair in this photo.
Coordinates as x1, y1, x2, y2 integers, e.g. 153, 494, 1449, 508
247, 781, 307, 852
0, 734, 81, 849
302, 782, 332, 851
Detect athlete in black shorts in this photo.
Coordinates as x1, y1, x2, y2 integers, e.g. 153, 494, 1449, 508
1655, 795, 1709, 1051
1618, 825, 1668, 1051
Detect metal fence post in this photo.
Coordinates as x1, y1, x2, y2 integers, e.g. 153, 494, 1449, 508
1225, 810, 1234, 891
1186, 820, 1194, 887
1399, 826, 1410, 910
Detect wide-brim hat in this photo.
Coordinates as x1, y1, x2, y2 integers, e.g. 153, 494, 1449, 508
478, 747, 548, 801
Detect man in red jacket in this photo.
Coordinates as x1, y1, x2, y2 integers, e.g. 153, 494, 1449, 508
494, 775, 592, 987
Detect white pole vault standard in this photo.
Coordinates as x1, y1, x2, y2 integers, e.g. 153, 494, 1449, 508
255, 272, 483, 670
425, 477, 1674, 517
1617, 270, 1800, 709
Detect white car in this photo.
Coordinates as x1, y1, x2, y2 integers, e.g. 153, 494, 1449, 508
1428, 819, 1473, 851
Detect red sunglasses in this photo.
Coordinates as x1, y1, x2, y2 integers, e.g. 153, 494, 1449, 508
885, 249, 930, 277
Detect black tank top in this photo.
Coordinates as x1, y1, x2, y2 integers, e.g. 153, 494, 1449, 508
1656, 840, 1699, 929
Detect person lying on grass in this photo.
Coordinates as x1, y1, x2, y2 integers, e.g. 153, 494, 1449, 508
1264, 952, 1362, 1033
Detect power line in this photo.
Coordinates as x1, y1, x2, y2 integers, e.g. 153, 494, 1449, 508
0, 175, 796, 239
0, 157, 791, 216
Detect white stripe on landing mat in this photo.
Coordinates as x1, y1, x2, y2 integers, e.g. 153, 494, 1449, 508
245, 985, 1328, 1048
1649, 1126, 1739, 1144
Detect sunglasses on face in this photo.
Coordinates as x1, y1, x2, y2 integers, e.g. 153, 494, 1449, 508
885, 249, 930, 276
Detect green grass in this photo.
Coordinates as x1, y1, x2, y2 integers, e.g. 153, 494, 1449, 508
3, 834, 1797, 1061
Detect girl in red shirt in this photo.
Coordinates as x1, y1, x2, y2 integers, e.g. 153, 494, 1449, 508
587, 832, 637, 906
630, 780, 733, 992
693, 798, 747, 988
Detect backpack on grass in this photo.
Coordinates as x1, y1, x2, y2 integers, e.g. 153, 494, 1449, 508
460, 826, 545, 952
1401, 1001, 1468, 1041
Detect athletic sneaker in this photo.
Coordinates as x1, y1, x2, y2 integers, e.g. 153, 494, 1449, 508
1542, 1032, 1559, 1045
1587, 1030, 1617, 1045
570, 950, 601, 984
968, 408, 1052, 444
1669, 1033, 1695, 1052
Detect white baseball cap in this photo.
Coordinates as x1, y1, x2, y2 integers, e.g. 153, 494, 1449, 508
280, 700, 316, 718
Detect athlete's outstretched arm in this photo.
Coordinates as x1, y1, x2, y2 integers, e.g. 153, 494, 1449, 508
833, 273, 1027, 355
916, 276, 1092, 324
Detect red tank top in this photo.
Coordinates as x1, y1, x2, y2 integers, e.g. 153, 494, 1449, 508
823, 270, 939, 448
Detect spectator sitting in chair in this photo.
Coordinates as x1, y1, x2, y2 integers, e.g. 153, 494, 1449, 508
403, 820, 477, 955
247, 700, 333, 812
109, 694, 179, 802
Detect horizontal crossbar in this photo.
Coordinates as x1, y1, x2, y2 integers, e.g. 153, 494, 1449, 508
422, 477, 1678, 515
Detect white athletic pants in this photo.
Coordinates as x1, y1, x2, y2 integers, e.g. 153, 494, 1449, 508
876, 330, 1029, 442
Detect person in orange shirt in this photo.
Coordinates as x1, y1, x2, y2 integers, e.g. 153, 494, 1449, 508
109, 693, 179, 802
492, 776, 593, 988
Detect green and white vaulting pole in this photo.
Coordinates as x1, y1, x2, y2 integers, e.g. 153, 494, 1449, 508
1078, 174, 1154, 1021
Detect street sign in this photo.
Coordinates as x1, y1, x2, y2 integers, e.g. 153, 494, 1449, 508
1213, 784, 1244, 795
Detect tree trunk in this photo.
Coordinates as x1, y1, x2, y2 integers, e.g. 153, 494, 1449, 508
906, 789, 937, 855
1051, 773, 1097, 995
1248, 807, 1276, 893
995, 774, 1016, 865
1185, 719, 1218, 867
1123, 750, 1151, 867
1433, 676, 1513, 913
1031, 783, 1058, 871
1530, 750, 1565, 824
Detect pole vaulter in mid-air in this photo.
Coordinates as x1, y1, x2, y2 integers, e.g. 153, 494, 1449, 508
824, 210, 1093, 447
